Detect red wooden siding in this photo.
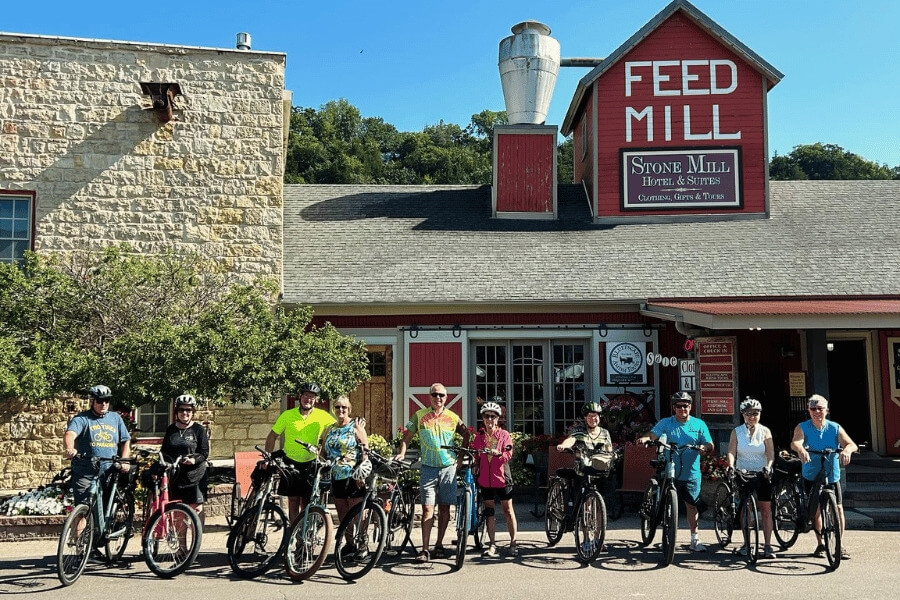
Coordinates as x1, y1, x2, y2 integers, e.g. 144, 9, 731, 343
879, 331, 900, 455
408, 342, 463, 387
592, 12, 767, 217
496, 132, 554, 213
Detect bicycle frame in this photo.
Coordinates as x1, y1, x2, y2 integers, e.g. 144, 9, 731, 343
794, 448, 839, 533
294, 445, 332, 545
85, 457, 129, 544
141, 451, 187, 539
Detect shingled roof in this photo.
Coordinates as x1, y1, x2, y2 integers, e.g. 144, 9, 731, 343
283, 181, 900, 308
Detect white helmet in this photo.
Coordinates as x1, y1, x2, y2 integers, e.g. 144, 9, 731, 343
352, 458, 372, 482
480, 401, 503, 416
740, 397, 762, 413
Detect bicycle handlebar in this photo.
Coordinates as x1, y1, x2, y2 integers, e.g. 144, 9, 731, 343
440, 444, 513, 456
646, 439, 705, 452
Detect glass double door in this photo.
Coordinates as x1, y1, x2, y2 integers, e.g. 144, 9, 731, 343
474, 341, 587, 436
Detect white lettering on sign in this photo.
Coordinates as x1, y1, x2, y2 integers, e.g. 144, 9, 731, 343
626, 106, 653, 143
626, 104, 741, 142
625, 59, 738, 97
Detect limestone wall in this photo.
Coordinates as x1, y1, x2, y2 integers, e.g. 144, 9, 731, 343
0, 33, 286, 280
204, 403, 285, 459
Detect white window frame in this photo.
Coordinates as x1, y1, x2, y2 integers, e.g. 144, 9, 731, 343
0, 191, 35, 266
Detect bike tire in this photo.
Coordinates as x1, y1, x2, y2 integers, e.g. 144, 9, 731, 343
574, 490, 606, 563
473, 496, 487, 550
57, 504, 94, 586
104, 487, 135, 563
227, 501, 289, 578
661, 487, 678, 566
544, 478, 566, 546
772, 478, 800, 550
334, 501, 387, 581
821, 490, 841, 570
453, 489, 471, 572
741, 493, 759, 564
384, 486, 415, 557
143, 503, 202, 577
284, 506, 332, 581
713, 482, 734, 548
639, 479, 660, 547
228, 481, 243, 527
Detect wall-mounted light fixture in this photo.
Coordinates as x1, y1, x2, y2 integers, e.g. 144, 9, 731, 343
140, 82, 182, 123
826, 343, 835, 352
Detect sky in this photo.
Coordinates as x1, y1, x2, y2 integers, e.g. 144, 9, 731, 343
4, 0, 899, 167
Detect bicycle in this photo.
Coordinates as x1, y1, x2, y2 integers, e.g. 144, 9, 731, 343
771, 447, 847, 570
226, 445, 292, 578
138, 449, 203, 577
283, 440, 334, 581
380, 457, 419, 559
638, 438, 705, 566
712, 469, 762, 564
544, 446, 618, 563
441, 444, 513, 570
56, 455, 137, 586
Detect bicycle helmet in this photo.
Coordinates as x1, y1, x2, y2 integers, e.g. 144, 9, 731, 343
581, 400, 604, 416
740, 397, 762, 413
670, 391, 693, 404
480, 400, 503, 416
88, 385, 112, 400
352, 458, 372, 482
298, 382, 321, 396
174, 394, 197, 410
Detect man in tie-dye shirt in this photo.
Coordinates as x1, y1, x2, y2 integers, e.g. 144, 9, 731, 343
396, 382, 470, 563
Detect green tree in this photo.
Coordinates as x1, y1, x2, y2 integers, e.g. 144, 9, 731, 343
0, 248, 369, 407
769, 143, 896, 180
557, 136, 574, 184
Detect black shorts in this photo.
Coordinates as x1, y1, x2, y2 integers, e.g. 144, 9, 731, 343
277, 458, 316, 500
479, 485, 513, 502
170, 482, 207, 504
331, 477, 365, 500
803, 478, 843, 504
740, 473, 772, 502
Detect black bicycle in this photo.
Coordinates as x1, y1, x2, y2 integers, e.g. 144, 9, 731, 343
713, 469, 762, 564
638, 439, 704, 566
380, 457, 419, 559
544, 446, 618, 563
771, 447, 847, 570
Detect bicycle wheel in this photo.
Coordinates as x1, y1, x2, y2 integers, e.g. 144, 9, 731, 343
473, 498, 487, 550
660, 488, 678, 566
334, 500, 387, 581
57, 504, 94, 586
285, 506, 332, 581
574, 490, 607, 563
713, 483, 734, 547
143, 503, 202, 577
639, 480, 660, 546
821, 490, 841, 570
772, 478, 800, 549
228, 481, 243, 526
741, 493, 759, 564
227, 501, 289, 578
544, 478, 566, 546
453, 489, 471, 572
104, 488, 135, 563
384, 487, 415, 557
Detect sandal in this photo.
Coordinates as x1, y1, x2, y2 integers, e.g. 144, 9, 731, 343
415, 550, 430, 563
433, 545, 448, 559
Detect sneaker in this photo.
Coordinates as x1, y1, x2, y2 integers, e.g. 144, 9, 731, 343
813, 543, 826, 558
415, 550, 430, 564
482, 544, 498, 558
508, 544, 518, 557
433, 545, 449, 559
734, 545, 749, 556
764, 545, 778, 559
689, 539, 707, 552
840, 545, 850, 560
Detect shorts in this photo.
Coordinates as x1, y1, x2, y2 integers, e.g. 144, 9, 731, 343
420, 464, 456, 506
331, 476, 365, 500
803, 477, 843, 504
739, 472, 772, 502
675, 479, 702, 507
170, 482, 207, 505
71, 465, 117, 506
277, 457, 316, 500
479, 485, 513, 502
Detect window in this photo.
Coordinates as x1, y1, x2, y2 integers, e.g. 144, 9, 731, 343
0, 192, 34, 267
366, 351, 387, 377
137, 399, 171, 436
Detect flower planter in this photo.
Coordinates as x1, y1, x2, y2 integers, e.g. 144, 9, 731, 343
0, 514, 66, 541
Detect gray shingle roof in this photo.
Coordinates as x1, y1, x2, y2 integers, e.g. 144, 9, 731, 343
283, 181, 900, 307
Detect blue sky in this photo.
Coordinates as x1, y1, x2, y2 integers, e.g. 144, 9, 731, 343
4, 0, 899, 167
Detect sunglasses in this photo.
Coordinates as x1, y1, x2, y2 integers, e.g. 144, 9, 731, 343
430, 392, 447, 398
809, 407, 826, 412
334, 405, 350, 411
743, 411, 760, 417
674, 404, 691, 409
94, 399, 111, 404
176, 408, 194, 413
482, 414, 499, 419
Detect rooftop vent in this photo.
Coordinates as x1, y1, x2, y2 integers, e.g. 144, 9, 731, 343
498, 21, 560, 125
236, 32, 251, 50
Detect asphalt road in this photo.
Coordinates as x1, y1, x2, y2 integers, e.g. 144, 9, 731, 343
1, 515, 897, 600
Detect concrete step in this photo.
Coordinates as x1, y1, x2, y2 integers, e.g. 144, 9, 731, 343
851, 453, 900, 469
844, 509, 875, 530
852, 507, 900, 529
845, 465, 900, 483
843, 482, 900, 507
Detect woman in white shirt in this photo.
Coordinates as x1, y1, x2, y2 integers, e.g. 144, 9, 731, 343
726, 397, 776, 558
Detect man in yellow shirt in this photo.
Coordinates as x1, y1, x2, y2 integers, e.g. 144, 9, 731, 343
265, 382, 335, 521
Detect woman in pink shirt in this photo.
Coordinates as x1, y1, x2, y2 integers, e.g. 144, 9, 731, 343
471, 399, 518, 558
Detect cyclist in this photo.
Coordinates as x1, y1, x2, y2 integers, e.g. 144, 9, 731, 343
160, 394, 209, 523
637, 391, 714, 552
471, 399, 518, 558
63, 385, 132, 506
790, 394, 857, 560
395, 382, 470, 564
726, 397, 776, 558
265, 382, 335, 522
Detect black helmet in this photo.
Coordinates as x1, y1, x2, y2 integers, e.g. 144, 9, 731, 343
299, 382, 321, 396
174, 394, 197, 409
88, 385, 112, 400
670, 391, 693, 404
582, 400, 604, 416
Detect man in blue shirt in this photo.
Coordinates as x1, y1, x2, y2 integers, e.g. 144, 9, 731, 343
790, 394, 857, 560
63, 385, 132, 505
638, 391, 714, 551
